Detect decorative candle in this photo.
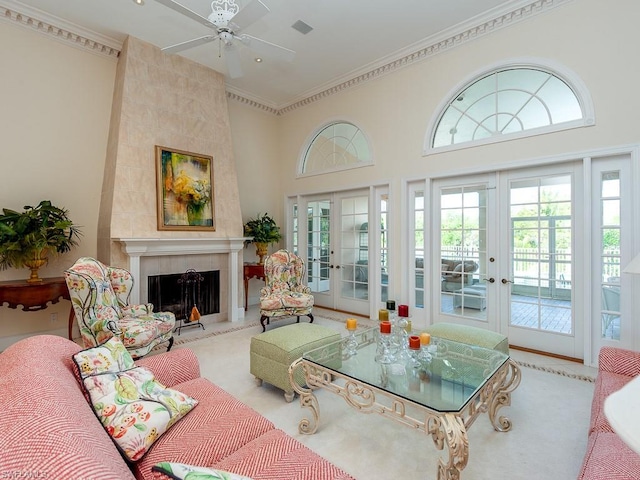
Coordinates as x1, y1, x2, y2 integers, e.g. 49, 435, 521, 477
378, 309, 389, 321
420, 332, 431, 345
409, 335, 421, 350
398, 304, 409, 317
405, 320, 412, 333
380, 321, 391, 334
386, 300, 396, 311
346, 318, 357, 330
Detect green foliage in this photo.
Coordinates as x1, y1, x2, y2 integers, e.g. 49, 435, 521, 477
243, 213, 282, 245
0, 200, 82, 270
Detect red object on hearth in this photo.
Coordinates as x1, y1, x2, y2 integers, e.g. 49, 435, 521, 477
409, 335, 421, 350
398, 304, 409, 317
380, 321, 391, 334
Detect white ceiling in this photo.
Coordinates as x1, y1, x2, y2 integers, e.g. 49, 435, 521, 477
4, 0, 529, 108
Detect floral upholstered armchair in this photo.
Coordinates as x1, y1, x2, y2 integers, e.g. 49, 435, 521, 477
64, 257, 175, 358
259, 249, 314, 332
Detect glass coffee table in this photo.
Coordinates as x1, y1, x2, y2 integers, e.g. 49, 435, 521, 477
288, 327, 521, 480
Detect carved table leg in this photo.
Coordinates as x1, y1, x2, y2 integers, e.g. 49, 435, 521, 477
488, 359, 522, 432
289, 358, 320, 434
429, 413, 469, 480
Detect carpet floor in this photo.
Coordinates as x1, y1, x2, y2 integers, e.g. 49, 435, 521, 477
164, 308, 596, 480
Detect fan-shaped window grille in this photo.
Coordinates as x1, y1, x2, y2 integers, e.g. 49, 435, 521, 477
301, 122, 372, 175
428, 66, 592, 153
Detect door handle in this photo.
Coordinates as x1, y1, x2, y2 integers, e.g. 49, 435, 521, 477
480, 276, 495, 283
501, 278, 512, 284
336, 265, 341, 269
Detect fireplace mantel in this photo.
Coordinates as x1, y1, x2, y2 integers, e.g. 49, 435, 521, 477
115, 237, 247, 322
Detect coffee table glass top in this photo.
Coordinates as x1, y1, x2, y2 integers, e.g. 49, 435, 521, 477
303, 327, 509, 413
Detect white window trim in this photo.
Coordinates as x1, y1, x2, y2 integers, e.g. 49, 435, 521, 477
422, 57, 596, 156
297, 119, 375, 178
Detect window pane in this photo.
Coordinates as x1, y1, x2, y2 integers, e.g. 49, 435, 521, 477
432, 67, 585, 149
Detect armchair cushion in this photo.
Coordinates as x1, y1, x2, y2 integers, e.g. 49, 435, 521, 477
73, 337, 198, 462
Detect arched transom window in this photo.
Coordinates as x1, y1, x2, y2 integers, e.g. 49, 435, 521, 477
428, 65, 593, 153
301, 122, 372, 175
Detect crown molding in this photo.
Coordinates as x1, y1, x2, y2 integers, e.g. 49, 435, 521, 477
1, 0, 572, 115
0, 0, 120, 59
275, 0, 573, 115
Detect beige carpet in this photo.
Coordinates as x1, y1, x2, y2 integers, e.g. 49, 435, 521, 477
167, 310, 595, 480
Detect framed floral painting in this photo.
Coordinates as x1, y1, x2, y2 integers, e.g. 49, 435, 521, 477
156, 146, 215, 231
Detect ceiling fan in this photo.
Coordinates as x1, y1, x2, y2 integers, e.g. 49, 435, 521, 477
154, 0, 295, 79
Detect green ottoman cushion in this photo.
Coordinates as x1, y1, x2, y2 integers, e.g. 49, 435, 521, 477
250, 323, 341, 401
424, 322, 509, 354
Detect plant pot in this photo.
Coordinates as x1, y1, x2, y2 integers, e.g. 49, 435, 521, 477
24, 257, 47, 284
255, 242, 268, 264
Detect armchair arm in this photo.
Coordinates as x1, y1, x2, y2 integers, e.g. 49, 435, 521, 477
259, 286, 272, 297
136, 348, 201, 387
598, 347, 640, 376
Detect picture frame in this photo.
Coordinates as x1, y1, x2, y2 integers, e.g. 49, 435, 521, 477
156, 146, 215, 231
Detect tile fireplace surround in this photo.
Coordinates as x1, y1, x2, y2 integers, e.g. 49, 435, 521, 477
116, 238, 246, 323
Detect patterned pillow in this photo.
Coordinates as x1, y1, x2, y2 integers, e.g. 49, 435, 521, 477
72, 337, 198, 462
152, 463, 253, 480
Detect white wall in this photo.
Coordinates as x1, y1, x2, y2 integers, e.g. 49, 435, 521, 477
277, 0, 639, 188
0, 20, 116, 343
228, 0, 640, 310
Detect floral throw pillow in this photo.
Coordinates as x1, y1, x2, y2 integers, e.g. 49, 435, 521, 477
72, 337, 198, 462
152, 463, 253, 480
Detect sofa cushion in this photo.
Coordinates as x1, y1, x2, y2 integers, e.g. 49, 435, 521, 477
152, 462, 253, 480
73, 337, 198, 462
134, 378, 276, 479
577, 430, 640, 479
212, 428, 355, 480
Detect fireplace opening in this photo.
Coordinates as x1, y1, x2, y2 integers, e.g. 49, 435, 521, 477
147, 270, 220, 319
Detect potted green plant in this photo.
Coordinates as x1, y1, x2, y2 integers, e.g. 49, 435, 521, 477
243, 213, 282, 264
0, 200, 82, 283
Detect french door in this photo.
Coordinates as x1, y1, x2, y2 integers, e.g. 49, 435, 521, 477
294, 190, 371, 316
431, 163, 584, 358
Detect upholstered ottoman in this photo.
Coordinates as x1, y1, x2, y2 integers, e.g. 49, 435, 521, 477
250, 323, 341, 402
453, 286, 487, 310
424, 322, 509, 354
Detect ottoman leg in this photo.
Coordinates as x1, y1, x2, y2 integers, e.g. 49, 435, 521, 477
284, 390, 295, 403
254, 377, 263, 386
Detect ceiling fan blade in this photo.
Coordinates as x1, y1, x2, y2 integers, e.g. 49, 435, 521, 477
240, 34, 295, 62
153, 0, 215, 28
229, 0, 269, 31
162, 35, 218, 54
224, 44, 244, 79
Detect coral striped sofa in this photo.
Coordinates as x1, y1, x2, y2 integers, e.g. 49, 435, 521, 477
577, 346, 640, 479
0, 335, 354, 480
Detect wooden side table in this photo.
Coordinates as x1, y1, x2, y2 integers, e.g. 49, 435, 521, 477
244, 263, 265, 311
0, 276, 75, 339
